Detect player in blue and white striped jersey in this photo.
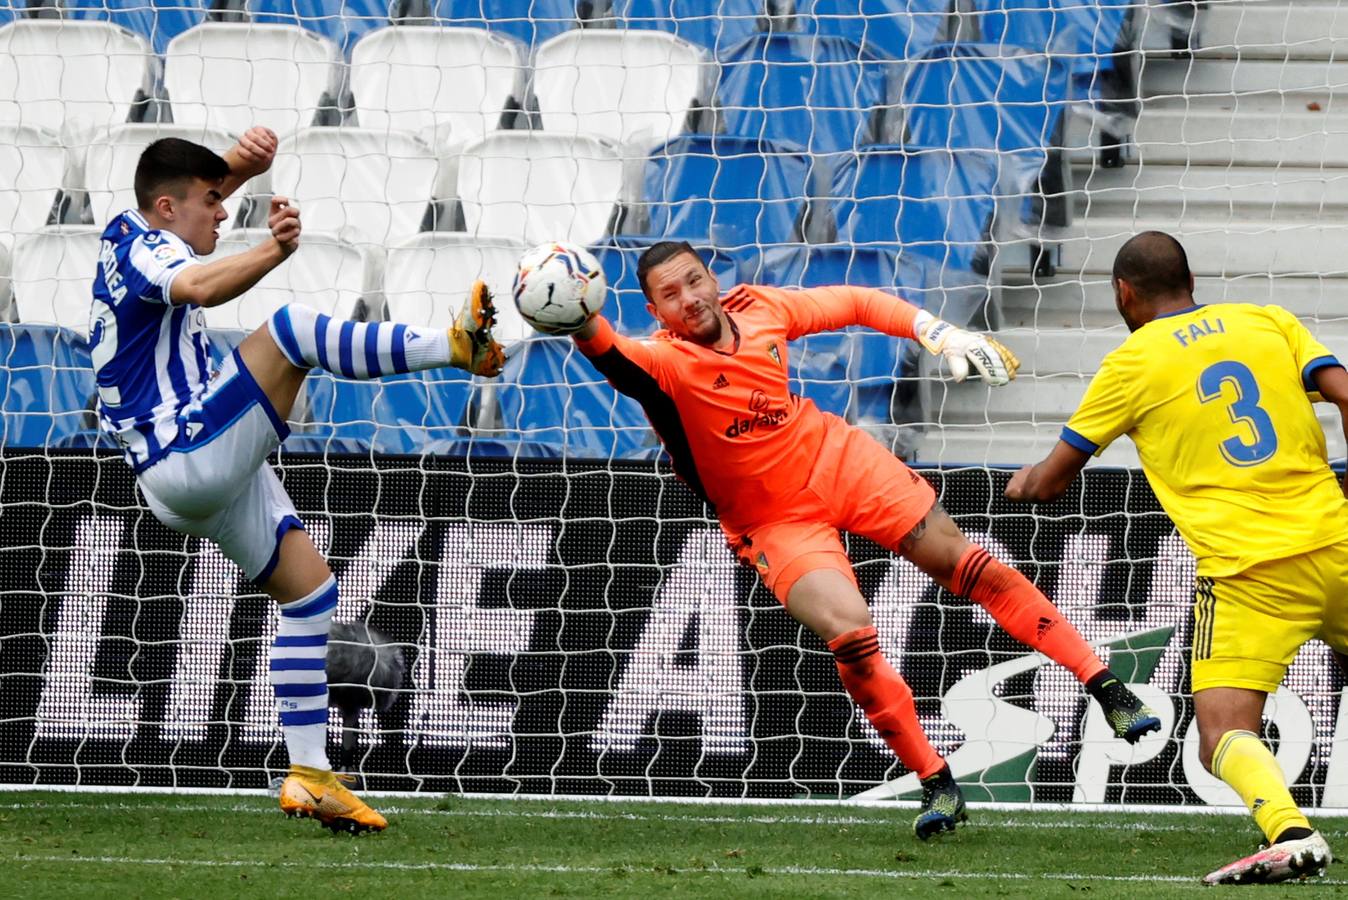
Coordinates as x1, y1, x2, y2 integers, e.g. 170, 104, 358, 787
90, 130, 506, 833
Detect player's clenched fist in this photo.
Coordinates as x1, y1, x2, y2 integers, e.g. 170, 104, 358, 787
914, 310, 1020, 386
234, 126, 279, 179
268, 196, 301, 257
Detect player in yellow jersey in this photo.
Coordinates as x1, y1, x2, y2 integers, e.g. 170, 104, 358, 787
1006, 231, 1348, 885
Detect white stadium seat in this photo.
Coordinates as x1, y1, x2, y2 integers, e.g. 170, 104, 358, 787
532, 30, 708, 150
83, 124, 256, 229
164, 22, 340, 138
384, 232, 530, 342
204, 229, 370, 331
350, 26, 526, 151
12, 225, 102, 335
0, 124, 69, 243
0, 20, 152, 141
458, 131, 624, 246
271, 127, 443, 250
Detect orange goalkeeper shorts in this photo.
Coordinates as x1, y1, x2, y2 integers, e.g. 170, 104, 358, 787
728, 417, 936, 606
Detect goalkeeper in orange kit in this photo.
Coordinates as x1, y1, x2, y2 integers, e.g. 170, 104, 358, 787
551, 241, 1160, 839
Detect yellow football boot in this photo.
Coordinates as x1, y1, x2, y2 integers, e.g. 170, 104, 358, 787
278, 765, 388, 834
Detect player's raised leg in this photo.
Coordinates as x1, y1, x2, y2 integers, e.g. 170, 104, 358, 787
264, 529, 387, 834
898, 504, 1162, 744
787, 568, 966, 839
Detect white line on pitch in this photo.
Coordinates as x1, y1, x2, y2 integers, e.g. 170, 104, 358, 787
5, 798, 1344, 836
19, 854, 1346, 885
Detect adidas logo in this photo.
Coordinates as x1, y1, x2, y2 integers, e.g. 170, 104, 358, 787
1036, 616, 1057, 640
712, 373, 730, 390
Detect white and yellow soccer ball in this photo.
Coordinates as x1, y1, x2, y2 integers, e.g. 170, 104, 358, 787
512, 241, 607, 335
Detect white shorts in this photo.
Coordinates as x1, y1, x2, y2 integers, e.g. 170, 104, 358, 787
138, 349, 303, 582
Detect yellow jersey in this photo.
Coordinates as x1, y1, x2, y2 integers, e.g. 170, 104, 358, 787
1064, 302, 1348, 577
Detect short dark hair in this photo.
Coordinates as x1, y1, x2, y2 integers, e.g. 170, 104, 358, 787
636, 240, 704, 296
1111, 230, 1192, 302
134, 138, 231, 210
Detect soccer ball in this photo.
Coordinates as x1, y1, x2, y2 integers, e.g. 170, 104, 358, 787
512, 241, 607, 336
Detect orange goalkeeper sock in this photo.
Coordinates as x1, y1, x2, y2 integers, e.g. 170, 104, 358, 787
829, 626, 944, 779
953, 546, 1107, 683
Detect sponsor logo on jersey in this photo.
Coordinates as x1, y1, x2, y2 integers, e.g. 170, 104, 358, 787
712, 373, 730, 390
754, 551, 770, 575
152, 243, 179, 264
768, 343, 782, 367
724, 390, 788, 437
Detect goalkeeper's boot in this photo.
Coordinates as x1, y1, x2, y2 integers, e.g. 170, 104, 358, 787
1203, 830, 1332, 885
913, 764, 967, 840
449, 280, 506, 377
1087, 672, 1162, 745
279, 764, 388, 835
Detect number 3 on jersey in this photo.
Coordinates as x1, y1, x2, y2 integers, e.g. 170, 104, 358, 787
1197, 360, 1278, 466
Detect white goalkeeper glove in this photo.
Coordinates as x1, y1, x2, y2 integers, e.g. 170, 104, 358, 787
913, 310, 1020, 386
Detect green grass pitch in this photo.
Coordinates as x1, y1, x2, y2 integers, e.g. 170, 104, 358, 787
7, 792, 1348, 898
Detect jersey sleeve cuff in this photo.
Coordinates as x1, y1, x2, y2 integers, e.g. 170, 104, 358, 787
159, 257, 198, 306
573, 316, 616, 357
1302, 355, 1342, 391
1060, 426, 1100, 455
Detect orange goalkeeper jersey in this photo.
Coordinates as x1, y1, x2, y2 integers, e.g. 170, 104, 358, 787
574, 283, 920, 531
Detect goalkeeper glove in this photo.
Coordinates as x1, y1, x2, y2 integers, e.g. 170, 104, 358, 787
913, 310, 1020, 386
449, 281, 506, 378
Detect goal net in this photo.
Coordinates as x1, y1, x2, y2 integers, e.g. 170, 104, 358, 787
2, 0, 1347, 809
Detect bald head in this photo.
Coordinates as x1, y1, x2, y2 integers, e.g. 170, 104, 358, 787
1112, 231, 1192, 302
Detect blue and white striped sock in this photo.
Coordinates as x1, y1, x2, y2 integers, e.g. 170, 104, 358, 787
271, 575, 338, 770
268, 303, 451, 378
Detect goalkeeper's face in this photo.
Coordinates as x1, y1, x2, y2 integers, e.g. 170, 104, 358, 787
644, 252, 728, 346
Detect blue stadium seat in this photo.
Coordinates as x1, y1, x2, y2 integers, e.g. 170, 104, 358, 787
494, 336, 657, 459
247, 0, 387, 54
829, 145, 999, 279
611, 0, 762, 56
29, 0, 206, 54
300, 370, 473, 455
637, 133, 812, 254
0, 324, 98, 448
715, 32, 890, 155
590, 235, 740, 337
797, 0, 947, 62
427, 0, 579, 47
901, 43, 1072, 229
971, 0, 1131, 78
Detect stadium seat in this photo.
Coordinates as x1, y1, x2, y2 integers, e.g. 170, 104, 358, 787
11, 225, 101, 335
635, 133, 812, 252
796, 0, 948, 62
270, 126, 443, 250
164, 22, 341, 137
423, 0, 581, 47
900, 44, 1073, 231
532, 29, 708, 151
246, 0, 387, 55
829, 145, 999, 280
350, 25, 526, 151
0, 19, 153, 140
0, 123, 69, 244
204, 228, 371, 330
299, 368, 473, 455
970, 0, 1132, 79
30, 0, 207, 54
492, 334, 656, 459
457, 130, 625, 246
589, 234, 740, 337
714, 31, 891, 156
83, 123, 250, 229
0, 323, 97, 448
383, 232, 530, 342
610, 0, 761, 57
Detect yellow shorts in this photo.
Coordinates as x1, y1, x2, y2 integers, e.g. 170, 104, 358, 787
1191, 541, 1348, 693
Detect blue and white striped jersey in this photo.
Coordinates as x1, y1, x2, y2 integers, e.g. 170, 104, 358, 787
90, 210, 210, 473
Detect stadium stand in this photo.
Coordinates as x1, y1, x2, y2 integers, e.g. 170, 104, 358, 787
0, 322, 96, 447
21, 0, 206, 54
349, 24, 526, 150
163, 21, 342, 136
531, 28, 709, 150
270, 126, 443, 249
417, 0, 582, 48
0, 18, 153, 140
383, 231, 531, 342
11, 224, 100, 333
796, 0, 948, 61
0, 123, 69, 244
83, 123, 249, 228
456, 130, 625, 245
204, 228, 372, 330
634, 133, 814, 253
610, 0, 762, 57
245, 0, 387, 55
